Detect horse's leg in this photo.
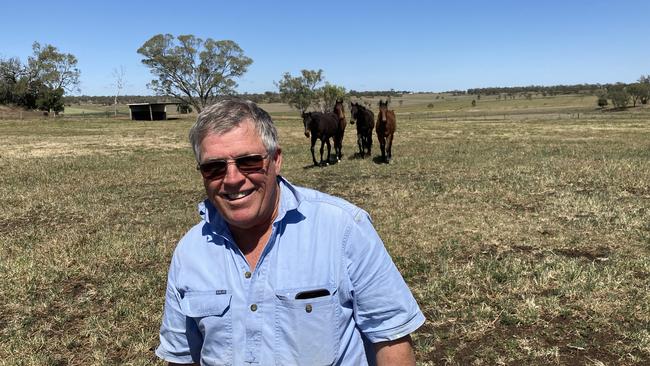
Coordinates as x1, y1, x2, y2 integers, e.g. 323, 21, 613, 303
379, 134, 386, 163
334, 135, 342, 162
319, 138, 326, 166
311, 136, 318, 166
357, 133, 363, 157
387, 133, 394, 162
339, 130, 344, 160
325, 137, 332, 165
366, 132, 372, 157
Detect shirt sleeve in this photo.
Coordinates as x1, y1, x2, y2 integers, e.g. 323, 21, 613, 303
155, 251, 202, 364
344, 210, 425, 343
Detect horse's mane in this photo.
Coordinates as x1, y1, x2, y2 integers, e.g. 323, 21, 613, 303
355, 103, 369, 113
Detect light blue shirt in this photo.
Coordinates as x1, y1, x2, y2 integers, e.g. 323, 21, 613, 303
156, 177, 425, 365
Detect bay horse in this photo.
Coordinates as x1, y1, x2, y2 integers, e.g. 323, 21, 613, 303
349, 102, 374, 157
377, 100, 396, 163
302, 111, 340, 166
333, 99, 347, 161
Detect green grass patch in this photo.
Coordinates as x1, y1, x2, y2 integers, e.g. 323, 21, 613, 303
1, 97, 649, 364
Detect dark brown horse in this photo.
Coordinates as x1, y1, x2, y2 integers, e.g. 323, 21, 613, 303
349, 102, 374, 157
302, 111, 340, 166
377, 100, 396, 163
333, 99, 347, 161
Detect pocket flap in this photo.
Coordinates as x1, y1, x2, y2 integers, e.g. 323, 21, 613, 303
180, 291, 232, 317
276, 284, 337, 302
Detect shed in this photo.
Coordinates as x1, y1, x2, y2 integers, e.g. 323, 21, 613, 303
127, 102, 177, 121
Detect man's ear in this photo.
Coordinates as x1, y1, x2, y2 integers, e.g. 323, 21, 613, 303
272, 148, 283, 173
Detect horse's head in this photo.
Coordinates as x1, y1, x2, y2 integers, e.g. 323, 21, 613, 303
334, 99, 346, 122
378, 100, 389, 122
301, 112, 312, 137
349, 102, 358, 125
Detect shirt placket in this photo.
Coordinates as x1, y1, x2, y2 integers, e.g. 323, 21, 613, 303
243, 224, 276, 364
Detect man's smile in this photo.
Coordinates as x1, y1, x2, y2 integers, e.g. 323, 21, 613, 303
221, 189, 255, 201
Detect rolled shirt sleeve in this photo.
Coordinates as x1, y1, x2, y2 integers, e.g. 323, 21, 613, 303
344, 210, 425, 343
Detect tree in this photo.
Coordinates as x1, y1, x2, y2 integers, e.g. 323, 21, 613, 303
597, 95, 608, 109
27, 42, 80, 93
0, 57, 24, 104
628, 79, 650, 106
607, 85, 630, 109
112, 66, 126, 117
36, 87, 64, 114
320, 83, 346, 112
1, 43, 78, 114
276, 69, 323, 114
137, 34, 253, 112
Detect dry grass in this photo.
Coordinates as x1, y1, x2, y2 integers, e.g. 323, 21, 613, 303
1, 95, 649, 365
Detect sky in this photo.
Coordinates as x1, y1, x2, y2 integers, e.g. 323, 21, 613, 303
1, 0, 648, 96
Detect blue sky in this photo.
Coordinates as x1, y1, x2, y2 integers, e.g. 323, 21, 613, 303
2, 0, 648, 96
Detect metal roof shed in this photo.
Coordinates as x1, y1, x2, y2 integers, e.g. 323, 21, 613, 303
127, 102, 177, 121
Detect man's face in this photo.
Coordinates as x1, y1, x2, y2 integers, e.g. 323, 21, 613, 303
198, 119, 282, 232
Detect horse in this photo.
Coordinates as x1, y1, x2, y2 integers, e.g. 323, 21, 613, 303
302, 111, 341, 166
332, 99, 347, 161
376, 99, 396, 163
349, 102, 374, 157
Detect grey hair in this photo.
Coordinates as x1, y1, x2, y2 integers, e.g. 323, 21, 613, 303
189, 98, 279, 162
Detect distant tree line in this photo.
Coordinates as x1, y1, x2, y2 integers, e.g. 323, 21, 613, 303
597, 76, 650, 110
62, 89, 406, 108
0, 42, 80, 114
466, 79, 650, 110
62, 79, 650, 112
467, 83, 612, 96
63, 95, 177, 105
241, 89, 406, 106
348, 90, 406, 98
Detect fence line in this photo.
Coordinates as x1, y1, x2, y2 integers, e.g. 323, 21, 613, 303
0, 111, 133, 120
403, 110, 649, 122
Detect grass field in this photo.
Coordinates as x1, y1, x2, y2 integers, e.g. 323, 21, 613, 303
1, 94, 649, 365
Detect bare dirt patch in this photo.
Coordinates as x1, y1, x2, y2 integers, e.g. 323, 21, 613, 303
0, 135, 186, 158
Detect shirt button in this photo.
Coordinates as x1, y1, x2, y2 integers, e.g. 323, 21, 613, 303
305, 304, 312, 313
250, 304, 258, 312
244, 271, 252, 279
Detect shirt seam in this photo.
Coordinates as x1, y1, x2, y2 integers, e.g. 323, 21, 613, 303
362, 312, 426, 342
155, 347, 195, 364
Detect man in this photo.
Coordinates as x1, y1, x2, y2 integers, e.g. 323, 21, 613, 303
155, 99, 425, 365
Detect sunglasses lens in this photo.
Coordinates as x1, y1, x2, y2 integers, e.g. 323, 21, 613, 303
236, 155, 265, 172
199, 161, 227, 179
198, 154, 267, 180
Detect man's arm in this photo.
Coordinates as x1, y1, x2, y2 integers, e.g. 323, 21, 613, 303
374, 335, 416, 366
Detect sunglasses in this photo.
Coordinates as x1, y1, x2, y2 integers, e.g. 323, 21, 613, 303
197, 153, 270, 180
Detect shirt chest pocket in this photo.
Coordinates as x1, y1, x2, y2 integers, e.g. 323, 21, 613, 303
180, 291, 233, 365
274, 285, 339, 366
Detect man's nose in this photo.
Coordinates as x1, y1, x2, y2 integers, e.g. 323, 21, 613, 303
221, 161, 245, 183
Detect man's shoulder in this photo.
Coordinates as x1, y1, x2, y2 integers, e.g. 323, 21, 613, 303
174, 220, 211, 252
291, 183, 365, 220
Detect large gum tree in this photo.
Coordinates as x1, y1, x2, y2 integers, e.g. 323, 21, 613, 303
137, 34, 253, 112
